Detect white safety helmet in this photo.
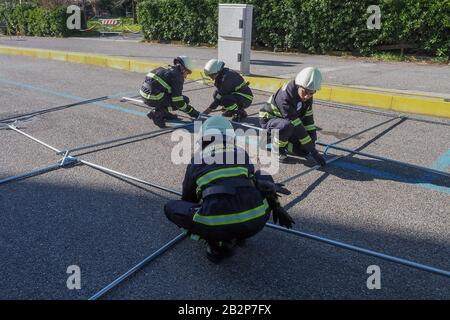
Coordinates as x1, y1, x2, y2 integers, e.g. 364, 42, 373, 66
204, 59, 225, 78
295, 67, 322, 91
200, 116, 235, 140
174, 56, 193, 73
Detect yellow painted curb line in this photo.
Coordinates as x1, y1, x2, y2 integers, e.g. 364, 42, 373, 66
1, 45, 449, 119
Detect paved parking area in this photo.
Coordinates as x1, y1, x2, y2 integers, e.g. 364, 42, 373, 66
0, 55, 449, 299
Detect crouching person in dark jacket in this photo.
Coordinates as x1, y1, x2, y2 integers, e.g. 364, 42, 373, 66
164, 116, 294, 263
139, 56, 200, 128
202, 59, 253, 122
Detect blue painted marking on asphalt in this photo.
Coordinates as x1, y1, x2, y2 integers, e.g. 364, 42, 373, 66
431, 149, 450, 171
419, 149, 450, 194
2, 78, 448, 195
334, 160, 421, 183
108, 90, 139, 99
255, 143, 449, 196
332, 155, 450, 195
0, 78, 146, 117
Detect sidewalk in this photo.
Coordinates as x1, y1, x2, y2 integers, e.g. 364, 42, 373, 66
1, 36, 449, 97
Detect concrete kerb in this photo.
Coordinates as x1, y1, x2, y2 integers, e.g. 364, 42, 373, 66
1, 45, 449, 119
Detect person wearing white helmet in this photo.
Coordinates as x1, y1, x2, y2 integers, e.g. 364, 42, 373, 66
202, 59, 253, 122
259, 67, 326, 166
139, 55, 200, 128
164, 116, 294, 263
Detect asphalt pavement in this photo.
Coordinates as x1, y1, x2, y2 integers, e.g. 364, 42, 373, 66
0, 55, 449, 299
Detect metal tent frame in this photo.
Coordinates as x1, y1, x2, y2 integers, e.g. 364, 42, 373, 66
1, 85, 449, 301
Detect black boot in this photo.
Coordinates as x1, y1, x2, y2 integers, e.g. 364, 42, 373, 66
189, 109, 200, 119
163, 110, 179, 121
232, 109, 247, 122
278, 147, 289, 163
236, 238, 246, 247
222, 109, 235, 117
288, 143, 310, 158
205, 241, 235, 263
147, 110, 166, 128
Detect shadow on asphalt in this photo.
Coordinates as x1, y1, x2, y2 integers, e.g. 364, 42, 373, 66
1, 177, 449, 299
284, 156, 450, 210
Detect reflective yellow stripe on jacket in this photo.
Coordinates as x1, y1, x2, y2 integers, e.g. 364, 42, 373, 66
147, 72, 172, 93
193, 199, 269, 226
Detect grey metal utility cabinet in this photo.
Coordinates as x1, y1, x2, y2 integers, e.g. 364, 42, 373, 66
218, 4, 253, 75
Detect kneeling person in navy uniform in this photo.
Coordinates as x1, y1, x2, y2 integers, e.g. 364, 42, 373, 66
202, 59, 253, 122
259, 67, 326, 165
139, 56, 200, 128
164, 116, 294, 262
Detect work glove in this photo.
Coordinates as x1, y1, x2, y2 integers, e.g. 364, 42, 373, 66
311, 149, 326, 167
309, 130, 317, 143
255, 179, 291, 197
203, 107, 213, 115
253, 172, 294, 228
270, 198, 295, 229
190, 109, 200, 119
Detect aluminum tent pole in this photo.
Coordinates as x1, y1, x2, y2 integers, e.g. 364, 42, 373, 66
121, 96, 265, 131
279, 116, 404, 184
207, 108, 404, 139
120, 97, 145, 104
121, 97, 266, 109
7, 124, 61, 153
315, 100, 450, 127
324, 116, 402, 148
0, 163, 64, 185
88, 233, 187, 300
0, 96, 109, 123
280, 154, 344, 184
57, 122, 193, 156
80, 160, 182, 196
79, 161, 450, 279
266, 223, 450, 278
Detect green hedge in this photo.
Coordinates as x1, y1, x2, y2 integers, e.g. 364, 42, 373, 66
0, 4, 71, 37
138, 0, 218, 44
138, 0, 450, 58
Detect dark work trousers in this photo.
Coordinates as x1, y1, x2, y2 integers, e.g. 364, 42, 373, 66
143, 94, 191, 121
260, 118, 316, 155
215, 92, 252, 112
164, 200, 268, 243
